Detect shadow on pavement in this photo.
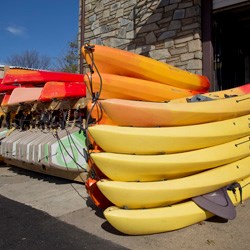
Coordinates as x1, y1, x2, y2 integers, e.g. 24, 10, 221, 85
0, 195, 129, 250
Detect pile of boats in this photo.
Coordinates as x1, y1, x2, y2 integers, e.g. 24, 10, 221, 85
0, 68, 88, 182
1, 44, 249, 235
83, 45, 250, 235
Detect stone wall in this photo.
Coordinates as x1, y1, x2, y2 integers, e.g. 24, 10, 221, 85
83, 0, 202, 74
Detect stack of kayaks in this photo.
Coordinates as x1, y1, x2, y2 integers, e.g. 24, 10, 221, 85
82, 45, 250, 235
83, 44, 210, 125
0, 68, 89, 182
82, 44, 210, 94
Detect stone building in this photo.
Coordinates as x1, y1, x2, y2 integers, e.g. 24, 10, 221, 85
78, 0, 250, 90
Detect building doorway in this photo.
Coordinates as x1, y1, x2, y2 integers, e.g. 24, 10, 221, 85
213, 4, 250, 90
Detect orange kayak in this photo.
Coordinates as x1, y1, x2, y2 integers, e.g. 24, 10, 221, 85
82, 44, 210, 91
87, 101, 116, 125
85, 73, 202, 101
1, 91, 12, 107
100, 94, 250, 127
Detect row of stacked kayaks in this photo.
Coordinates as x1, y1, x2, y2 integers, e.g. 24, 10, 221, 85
0, 68, 89, 181
82, 45, 250, 235
1, 44, 250, 235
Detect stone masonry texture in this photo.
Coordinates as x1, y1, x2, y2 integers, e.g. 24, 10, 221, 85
82, 0, 202, 74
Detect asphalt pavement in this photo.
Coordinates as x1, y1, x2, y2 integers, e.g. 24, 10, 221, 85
0, 195, 128, 250
1, 163, 250, 250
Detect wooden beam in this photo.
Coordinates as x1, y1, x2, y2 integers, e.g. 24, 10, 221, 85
202, 0, 216, 91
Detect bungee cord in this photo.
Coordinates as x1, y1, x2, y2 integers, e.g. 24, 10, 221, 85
53, 129, 87, 171
82, 44, 106, 180
83, 43, 104, 125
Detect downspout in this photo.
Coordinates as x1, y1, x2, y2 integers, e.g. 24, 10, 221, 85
79, 0, 85, 74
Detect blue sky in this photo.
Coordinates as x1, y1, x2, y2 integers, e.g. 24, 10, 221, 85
0, 0, 79, 66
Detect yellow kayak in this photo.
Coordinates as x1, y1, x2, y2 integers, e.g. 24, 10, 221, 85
100, 94, 250, 127
91, 136, 250, 181
97, 156, 250, 209
88, 114, 250, 154
104, 176, 250, 235
82, 44, 210, 91
170, 83, 250, 103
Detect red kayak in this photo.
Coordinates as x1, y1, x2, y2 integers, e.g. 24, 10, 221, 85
2, 68, 84, 85
0, 83, 18, 106
38, 81, 87, 102
0, 84, 18, 92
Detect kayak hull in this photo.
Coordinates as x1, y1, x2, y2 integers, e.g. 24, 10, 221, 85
88, 115, 250, 154
100, 94, 250, 127
90, 136, 250, 181
97, 157, 250, 209
82, 44, 210, 91
103, 176, 250, 235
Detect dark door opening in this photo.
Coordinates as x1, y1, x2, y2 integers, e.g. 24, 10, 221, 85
213, 5, 250, 90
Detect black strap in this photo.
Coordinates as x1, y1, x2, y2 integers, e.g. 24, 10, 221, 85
227, 182, 243, 204
187, 94, 214, 103
5, 112, 11, 129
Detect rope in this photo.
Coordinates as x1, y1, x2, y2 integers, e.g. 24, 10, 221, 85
54, 130, 87, 171
65, 127, 86, 159
82, 44, 105, 179
83, 44, 104, 125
